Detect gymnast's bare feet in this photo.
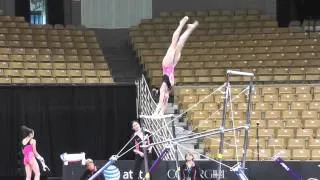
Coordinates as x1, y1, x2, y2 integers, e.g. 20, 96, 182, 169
187, 20, 199, 29
180, 16, 189, 25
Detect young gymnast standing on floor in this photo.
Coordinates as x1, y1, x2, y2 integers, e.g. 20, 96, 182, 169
153, 16, 198, 115
21, 125, 49, 180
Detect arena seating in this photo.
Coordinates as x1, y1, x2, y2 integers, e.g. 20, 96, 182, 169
130, 10, 320, 160
129, 9, 320, 86
175, 85, 320, 160
0, 16, 113, 84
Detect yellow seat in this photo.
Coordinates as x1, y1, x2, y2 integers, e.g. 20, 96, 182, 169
311, 149, 320, 160
313, 86, 320, 94
67, 63, 81, 70
290, 102, 306, 110
12, 78, 26, 84
192, 111, 209, 121
253, 149, 272, 159
100, 77, 113, 83
249, 111, 262, 120
261, 87, 277, 95
203, 103, 218, 111
24, 62, 38, 69
195, 88, 211, 95
249, 138, 266, 148
22, 70, 37, 77
288, 138, 305, 149
296, 86, 311, 94
279, 87, 294, 94
265, 111, 281, 120
258, 129, 275, 137
197, 120, 214, 132
268, 120, 283, 128
71, 77, 86, 84
237, 103, 249, 111
252, 95, 262, 103
264, 94, 278, 102
296, 128, 313, 138
41, 77, 56, 83
309, 139, 320, 149
53, 63, 67, 70
309, 102, 320, 110
268, 138, 285, 148
292, 149, 310, 160
53, 70, 67, 77
86, 77, 100, 84
272, 102, 288, 110
277, 129, 294, 138
56, 77, 71, 84
304, 120, 320, 128
280, 94, 295, 102
314, 94, 320, 101
82, 63, 95, 70
186, 103, 203, 111
301, 111, 318, 119
255, 102, 270, 111
26, 77, 41, 83
285, 119, 302, 128
296, 94, 312, 102
282, 110, 299, 119
68, 70, 82, 77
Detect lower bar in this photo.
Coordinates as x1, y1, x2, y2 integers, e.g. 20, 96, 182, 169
231, 163, 248, 180
274, 157, 302, 180
88, 157, 117, 180
149, 148, 169, 174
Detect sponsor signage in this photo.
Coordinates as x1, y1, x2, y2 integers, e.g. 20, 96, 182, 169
63, 160, 320, 180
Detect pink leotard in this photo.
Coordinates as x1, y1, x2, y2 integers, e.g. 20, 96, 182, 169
22, 140, 34, 165
162, 64, 175, 86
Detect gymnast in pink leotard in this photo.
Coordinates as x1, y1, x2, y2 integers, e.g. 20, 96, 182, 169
153, 16, 198, 115
21, 125, 45, 180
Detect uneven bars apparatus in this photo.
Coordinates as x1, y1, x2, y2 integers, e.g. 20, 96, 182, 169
217, 70, 254, 180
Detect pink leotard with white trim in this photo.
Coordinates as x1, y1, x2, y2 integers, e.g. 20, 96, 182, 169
162, 64, 175, 86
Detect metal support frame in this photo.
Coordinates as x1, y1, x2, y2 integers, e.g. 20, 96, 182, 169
217, 70, 254, 180
171, 116, 181, 180
141, 118, 151, 180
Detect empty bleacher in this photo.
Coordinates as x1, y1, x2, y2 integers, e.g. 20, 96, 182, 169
129, 10, 320, 86
0, 16, 113, 84
175, 85, 320, 160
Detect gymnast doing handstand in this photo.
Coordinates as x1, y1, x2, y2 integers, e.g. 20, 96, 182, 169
153, 16, 198, 115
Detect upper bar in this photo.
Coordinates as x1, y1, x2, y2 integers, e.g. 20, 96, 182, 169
227, 70, 254, 77
140, 114, 175, 119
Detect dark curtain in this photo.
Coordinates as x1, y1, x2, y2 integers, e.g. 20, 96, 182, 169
0, 85, 136, 177
47, 0, 65, 24
15, 0, 30, 22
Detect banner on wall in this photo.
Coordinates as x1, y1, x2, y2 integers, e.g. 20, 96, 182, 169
29, 0, 46, 24
63, 160, 320, 180
30, 0, 44, 11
